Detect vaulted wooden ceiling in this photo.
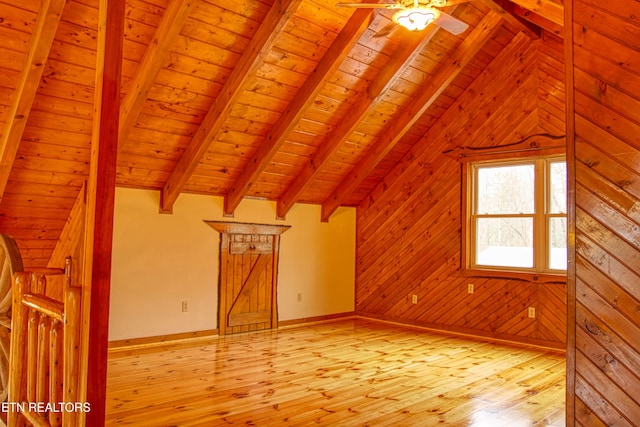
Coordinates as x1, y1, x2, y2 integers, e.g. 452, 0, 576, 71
0, 0, 562, 268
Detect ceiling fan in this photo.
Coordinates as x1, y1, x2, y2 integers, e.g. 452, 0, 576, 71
336, 0, 469, 35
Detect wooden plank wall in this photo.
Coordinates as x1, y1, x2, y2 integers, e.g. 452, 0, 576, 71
356, 31, 567, 349
43, 181, 86, 301
569, 0, 640, 423
537, 32, 565, 136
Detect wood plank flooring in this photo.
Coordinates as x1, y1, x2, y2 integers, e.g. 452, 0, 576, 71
105, 318, 566, 426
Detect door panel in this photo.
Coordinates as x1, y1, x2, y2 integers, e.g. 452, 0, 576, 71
226, 251, 271, 329
207, 221, 289, 336
217, 231, 281, 335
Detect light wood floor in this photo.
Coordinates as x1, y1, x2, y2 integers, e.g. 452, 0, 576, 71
106, 318, 566, 426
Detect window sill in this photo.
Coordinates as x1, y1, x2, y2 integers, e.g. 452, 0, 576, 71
462, 268, 567, 284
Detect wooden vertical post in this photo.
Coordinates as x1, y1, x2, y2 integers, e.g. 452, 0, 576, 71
218, 232, 230, 336
49, 320, 63, 426
564, 0, 576, 423
270, 234, 280, 330
64, 287, 82, 427
8, 274, 30, 427
81, 0, 124, 424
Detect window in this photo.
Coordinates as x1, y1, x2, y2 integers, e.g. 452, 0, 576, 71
466, 156, 567, 276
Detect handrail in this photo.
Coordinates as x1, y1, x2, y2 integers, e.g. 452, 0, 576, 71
21, 293, 64, 321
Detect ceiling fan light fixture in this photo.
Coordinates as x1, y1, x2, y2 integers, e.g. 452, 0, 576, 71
392, 8, 436, 31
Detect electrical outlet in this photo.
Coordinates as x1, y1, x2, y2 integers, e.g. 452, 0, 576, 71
528, 307, 536, 318
181, 300, 189, 312
297, 293, 302, 302
411, 294, 418, 304
468, 283, 474, 294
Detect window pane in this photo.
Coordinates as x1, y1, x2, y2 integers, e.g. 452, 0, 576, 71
477, 164, 534, 214
549, 217, 567, 270
475, 217, 533, 268
549, 162, 566, 214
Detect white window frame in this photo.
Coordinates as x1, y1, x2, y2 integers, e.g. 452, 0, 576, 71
463, 155, 567, 281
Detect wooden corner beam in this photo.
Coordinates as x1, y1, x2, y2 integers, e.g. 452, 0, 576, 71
509, 0, 563, 27
512, 5, 563, 37
480, 0, 541, 39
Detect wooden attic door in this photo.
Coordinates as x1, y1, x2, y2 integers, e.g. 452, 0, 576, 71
206, 222, 290, 335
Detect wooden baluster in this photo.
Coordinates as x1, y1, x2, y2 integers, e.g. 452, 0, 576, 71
49, 319, 63, 427
27, 273, 45, 410
27, 310, 39, 403
37, 316, 51, 415
8, 272, 31, 427
34, 273, 46, 295
63, 286, 82, 427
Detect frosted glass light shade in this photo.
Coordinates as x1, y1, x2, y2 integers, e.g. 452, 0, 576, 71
392, 8, 436, 31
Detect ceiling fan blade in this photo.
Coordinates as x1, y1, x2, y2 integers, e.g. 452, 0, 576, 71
336, 2, 404, 9
434, 11, 469, 35
373, 21, 398, 38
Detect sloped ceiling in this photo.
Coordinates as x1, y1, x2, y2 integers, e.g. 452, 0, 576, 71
0, 0, 562, 267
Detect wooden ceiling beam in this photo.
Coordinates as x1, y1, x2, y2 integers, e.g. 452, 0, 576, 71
276, 10, 457, 220
320, 10, 503, 221
159, 0, 302, 213
119, 0, 196, 143
512, 4, 563, 36
509, 0, 563, 27
0, 0, 67, 201
480, 0, 540, 39
223, 7, 375, 217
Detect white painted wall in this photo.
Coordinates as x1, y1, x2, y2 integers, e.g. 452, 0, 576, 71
109, 188, 356, 341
